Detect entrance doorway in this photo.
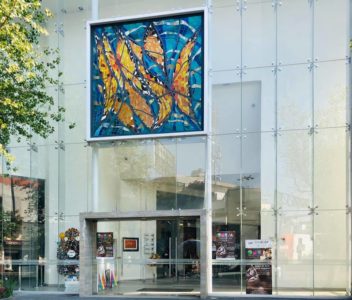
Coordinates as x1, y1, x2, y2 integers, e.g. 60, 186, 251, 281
80, 210, 206, 297
156, 218, 200, 281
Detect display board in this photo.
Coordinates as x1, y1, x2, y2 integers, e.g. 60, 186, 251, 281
245, 240, 272, 295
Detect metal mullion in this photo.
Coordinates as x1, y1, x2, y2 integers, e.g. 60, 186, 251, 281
273, 0, 279, 295
311, 0, 316, 295
239, 0, 244, 294
205, 0, 213, 295
347, 0, 352, 295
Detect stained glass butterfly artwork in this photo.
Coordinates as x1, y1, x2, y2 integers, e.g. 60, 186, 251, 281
90, 12, 204, 138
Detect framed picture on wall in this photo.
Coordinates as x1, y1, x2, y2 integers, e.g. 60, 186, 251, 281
122, 237, 139, 252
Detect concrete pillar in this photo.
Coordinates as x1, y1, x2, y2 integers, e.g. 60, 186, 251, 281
200, 210, 212, 298
79, 216, 97, 296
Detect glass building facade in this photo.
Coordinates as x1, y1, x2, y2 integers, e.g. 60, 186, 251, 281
0, 0, 351, 297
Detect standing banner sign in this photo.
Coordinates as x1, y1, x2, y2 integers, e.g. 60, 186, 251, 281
245, 240, 272, 294
96, 232, 117, 291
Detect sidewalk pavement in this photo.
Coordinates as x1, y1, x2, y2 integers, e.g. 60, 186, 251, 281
12, 293, 352, 300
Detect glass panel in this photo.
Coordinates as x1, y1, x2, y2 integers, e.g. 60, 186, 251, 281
243, 210, 276, 294
314, 210, 348, 296
176, 137, 206, 210
212, 82, 241, 134
277, 64, 313, 130
212, 225, 241, 293
97, 141, 154, 212
31, 144, 59, 222
258, 132, 276, 211
212, 69, 238, 85
30, 145, 59, 289
153, 139, 177, 211
277, 130, 312, 210
60, 84, 87, 144
212, 133, 241, 292
0, 172, 47, 290
116, 140, 156, 212
242, 1, 275, 68
213, 0, 238, 7
41, 0, 59, 49
243, 67, 275, 132
260, 211, 276, 244
314, 0, 349, 61
98, 139, 180, 212
95, 218, 200, 296
314, 60, 348, 128
314, 128, 348, 210
242, 81, 262, 133
31, 87, 59, 147
242, 133, 261, 213
277, 0, 312, 65
7, 138, 29, 150
277, 211, 313, 295
41, 262, 63, 292
261, 211, 277, 294
30, 0, 60, 148
212, 134, 241, 189
59, 143, 89, 216
59, 0, 91, 85
97, 146, 119, 212
212, 5, 241, 71
40, 0, 59, 84
99, 0, 205, 19
241, 133, 275, 294
7, 147, 31, 178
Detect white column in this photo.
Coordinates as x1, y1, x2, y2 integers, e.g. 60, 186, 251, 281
92, 145, 99, 211
201, 1, 213, 297
91, 0, 99, 212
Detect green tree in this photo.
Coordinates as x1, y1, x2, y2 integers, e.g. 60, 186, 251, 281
0, 0, 63, 167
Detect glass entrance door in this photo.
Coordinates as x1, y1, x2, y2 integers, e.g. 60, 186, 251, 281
95, 217, 200, 296
156, 218, 200, 281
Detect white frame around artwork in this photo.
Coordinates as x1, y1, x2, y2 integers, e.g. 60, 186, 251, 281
86, 7, 209, 142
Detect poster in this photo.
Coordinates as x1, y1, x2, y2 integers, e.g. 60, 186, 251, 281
245, 240, 272, 295
215, 231, 236, 259
96, 232, 114, 258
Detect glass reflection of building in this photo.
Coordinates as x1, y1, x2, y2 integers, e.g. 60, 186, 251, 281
0, 0, 350, 297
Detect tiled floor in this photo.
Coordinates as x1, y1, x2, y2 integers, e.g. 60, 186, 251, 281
13, 276, 348, 298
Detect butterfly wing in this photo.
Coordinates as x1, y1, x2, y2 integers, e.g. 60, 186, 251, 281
115, 32, 155, 129
97, 40, 117, 118
172, 38, 196, 118
144, 25, 165, 68
129, 39, 172, 127
98, 36, 137, 130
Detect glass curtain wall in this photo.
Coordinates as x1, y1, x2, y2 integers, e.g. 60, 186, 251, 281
211, 0, 350, 296
0, 0, 92, 291
0, 0, 350, 296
